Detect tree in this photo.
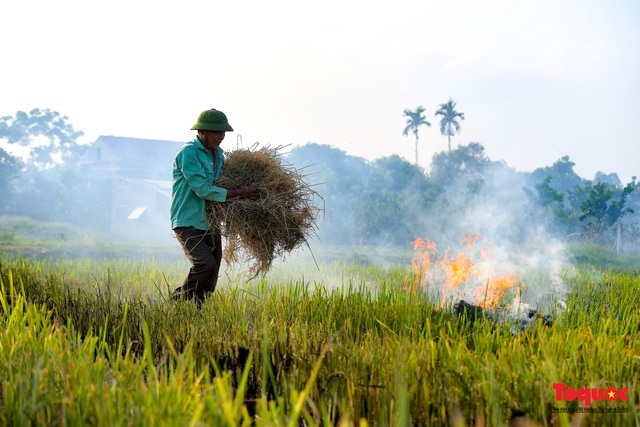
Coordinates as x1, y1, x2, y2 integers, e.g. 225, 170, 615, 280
578, 181, 634, 242
524, 175, 571, 234
532, 156, 585, 196
0, 108, 84, 169
594, 171, 621, 187
435, 98, 465, 152
363, 155, 437, 244
532, 175, 565, 206
287, 143, 370, 244
0, 108, 93, 223
0, 147, 22, 210
286, 144, 441, 245
402, 106, 431, 165
429, 142, 491, 190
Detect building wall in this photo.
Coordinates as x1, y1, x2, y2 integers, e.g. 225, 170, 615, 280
109, 177, 172, 242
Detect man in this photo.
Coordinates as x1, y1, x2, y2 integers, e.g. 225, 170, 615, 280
170, 108, 258, 304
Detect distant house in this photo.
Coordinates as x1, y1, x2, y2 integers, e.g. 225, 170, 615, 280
79, 136, 184, 240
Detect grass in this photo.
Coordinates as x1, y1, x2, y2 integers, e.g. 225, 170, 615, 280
0, 230, 639, 425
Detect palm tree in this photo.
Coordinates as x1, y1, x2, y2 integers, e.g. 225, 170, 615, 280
402, 106, 431, 165
435, 98, 465, 151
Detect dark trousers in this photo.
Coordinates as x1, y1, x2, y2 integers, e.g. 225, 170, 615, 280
173, 227, 222, 303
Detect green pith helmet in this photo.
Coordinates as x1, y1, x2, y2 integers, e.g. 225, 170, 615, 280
190, 109, 234, 132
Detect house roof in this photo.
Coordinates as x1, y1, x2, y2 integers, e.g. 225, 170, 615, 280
83, 135, 183, 164
80, 135, 185, 178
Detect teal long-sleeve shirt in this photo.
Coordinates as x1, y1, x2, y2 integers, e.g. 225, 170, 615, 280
170, 137, 228, 230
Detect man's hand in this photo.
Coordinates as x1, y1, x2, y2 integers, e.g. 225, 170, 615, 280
227, 188, 260, 200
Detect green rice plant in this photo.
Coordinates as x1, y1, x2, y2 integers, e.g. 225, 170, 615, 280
1, 253, 639, 425
0, 290, 334, 426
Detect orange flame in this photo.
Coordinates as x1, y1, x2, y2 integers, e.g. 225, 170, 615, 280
406, 237, 437, 296
439, 253, 479, 307
473, 275, 520, 309
461, 232, 482, 249
407, 234, 521, 309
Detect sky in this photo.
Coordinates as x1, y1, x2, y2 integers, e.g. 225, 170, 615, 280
1, 0, 639, 182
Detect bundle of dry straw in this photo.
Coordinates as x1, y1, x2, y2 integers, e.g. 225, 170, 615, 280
207, 144, 321, 276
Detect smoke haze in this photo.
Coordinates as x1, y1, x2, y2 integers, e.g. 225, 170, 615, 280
3, 136, 638, 315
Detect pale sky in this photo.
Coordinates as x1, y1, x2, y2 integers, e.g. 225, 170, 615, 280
1, 0, 639, 182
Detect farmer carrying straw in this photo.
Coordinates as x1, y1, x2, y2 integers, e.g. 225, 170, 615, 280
170, 108, 258, 305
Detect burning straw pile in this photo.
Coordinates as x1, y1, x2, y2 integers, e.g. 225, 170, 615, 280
207, 144, 321, 276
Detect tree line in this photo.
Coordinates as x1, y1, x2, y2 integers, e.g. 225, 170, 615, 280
0, 109, 109, 230
0, 108, 637, 250
288, 143, 638, 249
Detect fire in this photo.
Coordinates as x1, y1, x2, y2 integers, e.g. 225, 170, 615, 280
439, 253, 479, 307
407, 234, 522, 309
461, 232, 482, 249
473, 275, 520, 309
407, 237, 438, 296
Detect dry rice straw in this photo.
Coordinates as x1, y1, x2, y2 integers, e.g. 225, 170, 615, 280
207, 144, 321, 276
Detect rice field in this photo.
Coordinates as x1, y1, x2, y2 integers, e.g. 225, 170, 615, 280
0, 243, 638, 426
